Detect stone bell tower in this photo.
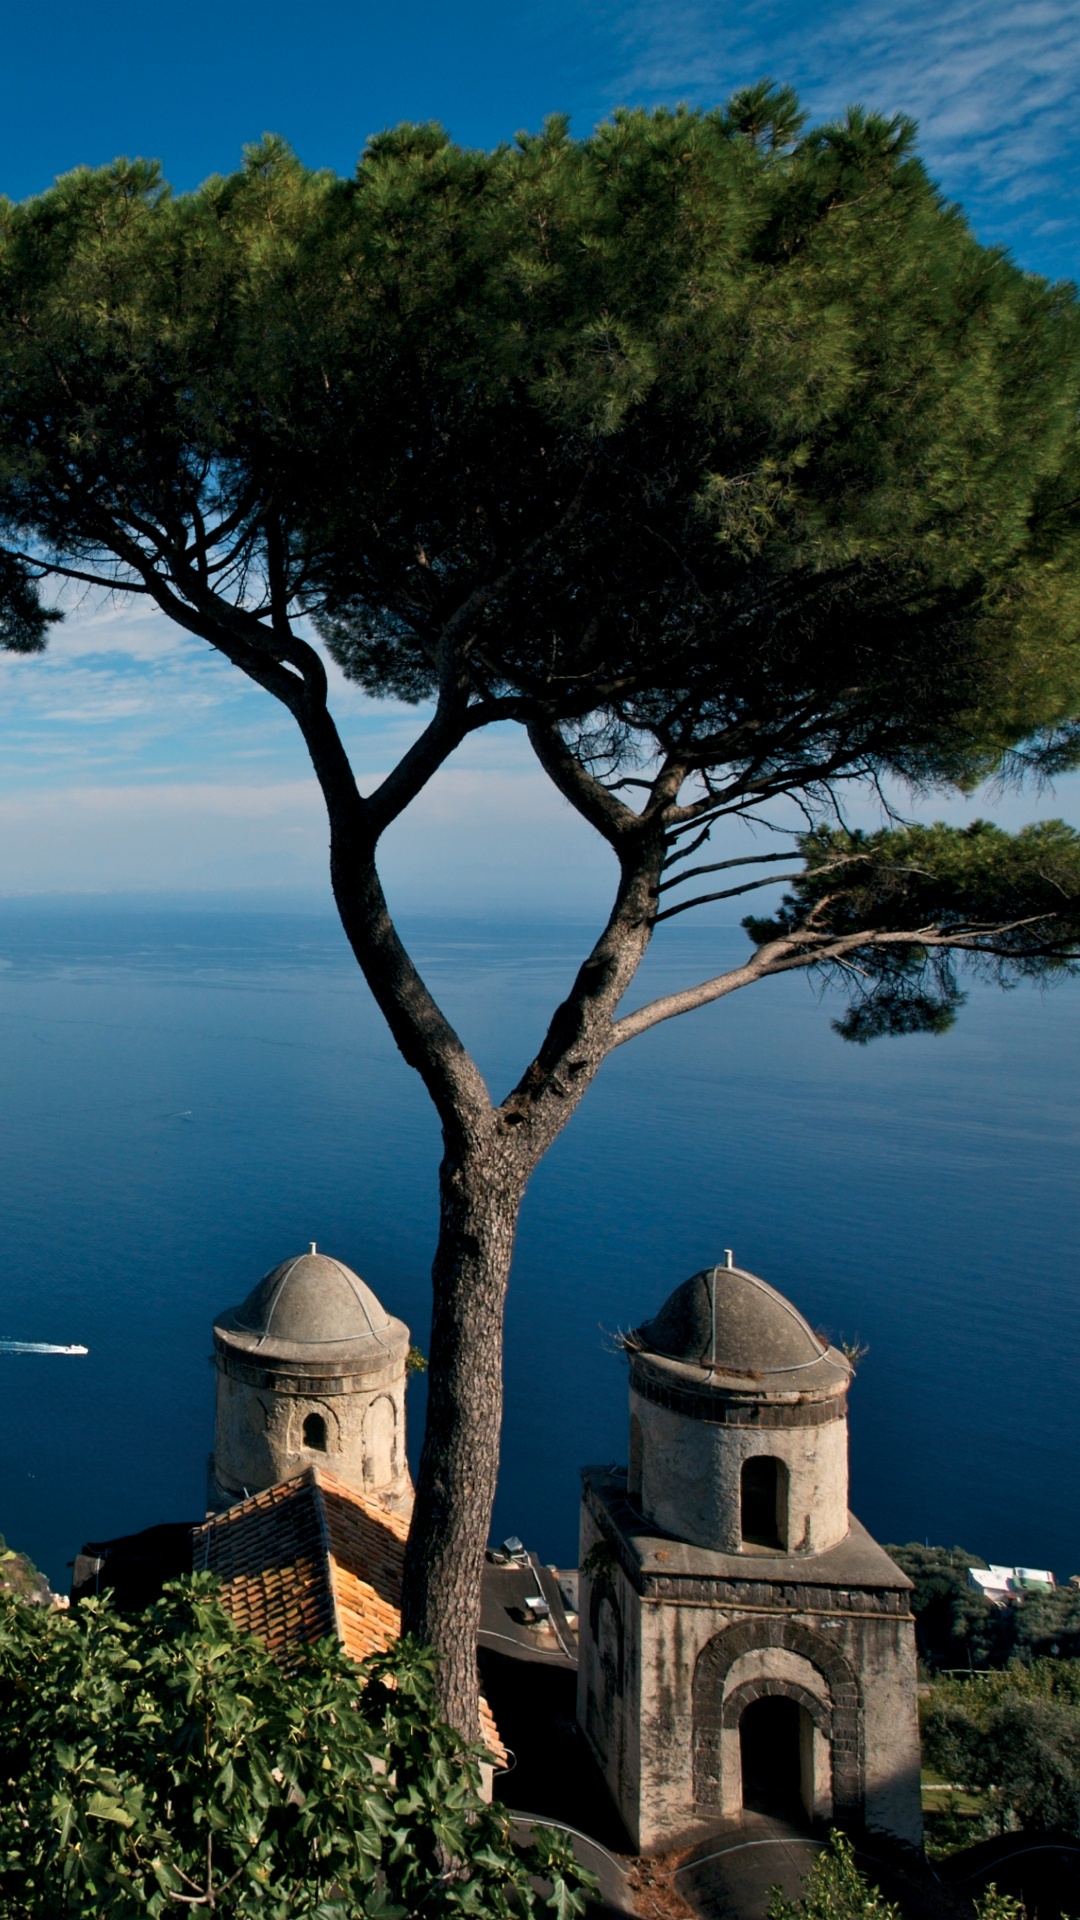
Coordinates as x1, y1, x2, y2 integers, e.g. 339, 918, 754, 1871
578, 1254, 922, 1852
208, 1245, 412, 1513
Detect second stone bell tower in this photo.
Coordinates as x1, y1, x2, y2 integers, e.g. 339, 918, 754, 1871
628, 1252, 852, 1557
208, 1244, 413, 1513
578, 1253, 923, 1853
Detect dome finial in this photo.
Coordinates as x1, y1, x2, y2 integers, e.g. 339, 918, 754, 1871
723, 1248, 734, 1268
310, 1241, 317, 1255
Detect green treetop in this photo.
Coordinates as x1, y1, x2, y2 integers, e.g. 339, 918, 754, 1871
2, 89, 1080, 1726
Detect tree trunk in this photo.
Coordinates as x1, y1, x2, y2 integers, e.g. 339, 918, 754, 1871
401, 1132, 526, 1735
327, 824, 662, 1737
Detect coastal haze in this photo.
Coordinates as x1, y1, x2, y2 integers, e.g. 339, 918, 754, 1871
0, 900, 1075, 1593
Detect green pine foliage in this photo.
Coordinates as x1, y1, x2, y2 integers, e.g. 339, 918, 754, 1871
2, 95, 1080, 1043
0, 1577, 595, 1918
744, 820, 1080, 1040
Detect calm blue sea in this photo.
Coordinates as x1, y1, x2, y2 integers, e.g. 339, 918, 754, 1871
0, 898, 1076, 1592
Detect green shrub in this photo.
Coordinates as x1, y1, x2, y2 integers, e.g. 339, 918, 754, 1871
0, 1575, 595, 1918
767, 1832, 900, 1920
884, 1545, 1000, 1671
768, 1833, 1028, 1920
922, 1663, 1080, 1835
888, 1546, 1080, 1673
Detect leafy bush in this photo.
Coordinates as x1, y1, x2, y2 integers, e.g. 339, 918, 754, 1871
887, 1545, 1080, 1672
767, 1832, 900, 1920
922, 1663, 1080, 1835
975, 1894, 1026, 1920
884, 1544, 1000, 1671
0, 1576, 595, 1918
768, 1833, 1027, 1920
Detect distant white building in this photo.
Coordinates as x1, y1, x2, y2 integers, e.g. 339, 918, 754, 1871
968, 1565, 1055, 1605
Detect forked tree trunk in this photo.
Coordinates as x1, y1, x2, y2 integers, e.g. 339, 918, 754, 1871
328, 814, 663, 1736
401, 1138, 527, 1732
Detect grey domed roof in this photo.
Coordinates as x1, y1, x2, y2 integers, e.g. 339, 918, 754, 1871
216, 1248, 401, 1352
634, 1261, 840, 1379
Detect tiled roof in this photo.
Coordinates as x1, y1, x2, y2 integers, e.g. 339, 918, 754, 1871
194, 1469, 505, 1765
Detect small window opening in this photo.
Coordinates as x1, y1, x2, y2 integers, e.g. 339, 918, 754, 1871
303, 1411, 327, 1452
741, 1455, 784, 1550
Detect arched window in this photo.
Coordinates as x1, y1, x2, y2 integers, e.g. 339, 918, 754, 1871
740, 1455, 786, 1550
302, 1411, 327, 1452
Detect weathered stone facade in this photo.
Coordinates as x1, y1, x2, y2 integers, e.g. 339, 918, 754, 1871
577, 1261, 922, 1853
208, 1247, 413, 1513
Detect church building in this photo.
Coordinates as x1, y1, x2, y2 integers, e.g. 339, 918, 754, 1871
576, 1255, 923, 1852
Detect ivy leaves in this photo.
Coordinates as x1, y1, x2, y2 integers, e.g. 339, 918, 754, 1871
0, 1579, 595, 1919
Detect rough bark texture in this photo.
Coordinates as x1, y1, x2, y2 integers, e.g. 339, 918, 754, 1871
391, 838, 668, 1726
315, 786, 664, 1730
400, 1145, 525, 1730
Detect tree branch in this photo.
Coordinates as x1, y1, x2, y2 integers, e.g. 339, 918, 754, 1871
651, 873, 806, 922
526, 720, 642, 845
365, 690, 527, 838
657, 850, 800, 891
661, 749, 865, 827
609, 911, 1077, 1047
12, 550, 155, 594
34, 508, 498, 1145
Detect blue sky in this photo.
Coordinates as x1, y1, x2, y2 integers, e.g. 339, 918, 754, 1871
0, 0, 1078, 908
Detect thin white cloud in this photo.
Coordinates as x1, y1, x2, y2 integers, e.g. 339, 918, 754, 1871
797, 0, 1080, 203
605, 0, 1080, 262
44, 597, 194, 664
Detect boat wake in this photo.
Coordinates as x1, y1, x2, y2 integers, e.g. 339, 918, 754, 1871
0, 1340, 88, 1356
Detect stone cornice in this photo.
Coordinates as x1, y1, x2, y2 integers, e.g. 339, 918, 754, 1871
630, 1356, 847, 1427
582, 1473, 912, 1617
213, 1342, 401, 1395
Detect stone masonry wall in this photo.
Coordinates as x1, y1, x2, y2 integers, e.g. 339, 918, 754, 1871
577, 1479, 923, 1854
210, 1354, 409, 1507
633, 1384, 849, 1556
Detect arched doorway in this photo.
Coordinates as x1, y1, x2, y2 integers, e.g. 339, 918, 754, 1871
739, 1696, 813, 1821
694, 1623, 854, 1823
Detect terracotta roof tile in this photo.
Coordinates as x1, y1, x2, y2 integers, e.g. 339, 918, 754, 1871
194, 1469, 506, 1765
